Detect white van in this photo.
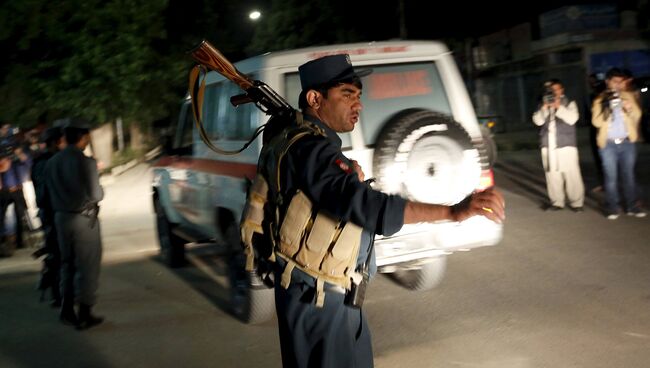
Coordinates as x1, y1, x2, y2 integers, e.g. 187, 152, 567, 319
152, 40, 502, 323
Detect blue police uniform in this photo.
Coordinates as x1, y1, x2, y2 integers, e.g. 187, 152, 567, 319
274, 115, 406, 368
45, 143, 103, 308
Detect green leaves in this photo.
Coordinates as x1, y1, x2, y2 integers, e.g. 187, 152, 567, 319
0, 0, 189, 128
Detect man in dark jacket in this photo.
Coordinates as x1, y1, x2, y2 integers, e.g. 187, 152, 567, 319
45, 118, 104, 329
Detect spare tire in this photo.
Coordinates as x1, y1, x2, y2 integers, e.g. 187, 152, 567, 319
373, 109, 481, 205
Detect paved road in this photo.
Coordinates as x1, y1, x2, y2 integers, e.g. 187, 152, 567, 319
1, 141, 649, 368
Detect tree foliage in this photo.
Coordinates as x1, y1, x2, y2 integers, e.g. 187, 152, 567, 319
0, 0, 401, 129
0, 0, 191, 127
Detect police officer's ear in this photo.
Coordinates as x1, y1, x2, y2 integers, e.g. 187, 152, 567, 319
306, 90, 321, 110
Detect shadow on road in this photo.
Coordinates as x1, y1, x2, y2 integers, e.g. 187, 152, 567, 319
151, 243, 238, 321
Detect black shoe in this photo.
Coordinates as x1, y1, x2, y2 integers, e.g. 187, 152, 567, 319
50, 297, 62, 308
77, 304, 104, 330
60, 303, 79, 327
569, 206, 584, 212
545, 205, 563, 211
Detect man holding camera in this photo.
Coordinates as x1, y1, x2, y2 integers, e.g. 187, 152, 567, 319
591, 68, 644, 219
533, 79, 584, 212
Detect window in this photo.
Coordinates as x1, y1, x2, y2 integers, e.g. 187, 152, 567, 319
176, 102, 195, 149
361, 62, 451, 145
202, 79, 258, 141
286, 62, 451, 147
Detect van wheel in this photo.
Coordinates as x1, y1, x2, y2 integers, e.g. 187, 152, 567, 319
391, 257, 447, 291
373, 109, 481, 205
226, 223, 275, 324
479, 125, 497, 167
154, 198, 186, 268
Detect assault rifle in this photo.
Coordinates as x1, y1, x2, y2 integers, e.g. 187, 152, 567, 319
189, 41, 295, 152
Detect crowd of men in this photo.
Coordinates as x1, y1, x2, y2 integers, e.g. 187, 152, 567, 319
0, 118, 105, 330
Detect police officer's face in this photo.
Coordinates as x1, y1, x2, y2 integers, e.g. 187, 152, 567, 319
313, 83, 363, 133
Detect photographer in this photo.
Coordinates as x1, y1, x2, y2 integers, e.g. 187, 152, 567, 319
532, 79, 584, 212
591, 68, 644, 219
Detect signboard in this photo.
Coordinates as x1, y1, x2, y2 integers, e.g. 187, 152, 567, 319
590, 50, 650, 78
539, 5, 618, 38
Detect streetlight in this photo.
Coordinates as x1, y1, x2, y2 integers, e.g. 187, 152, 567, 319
249, 10, 261, 21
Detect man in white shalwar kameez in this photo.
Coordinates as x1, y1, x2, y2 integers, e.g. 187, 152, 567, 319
532, 79, 585, 211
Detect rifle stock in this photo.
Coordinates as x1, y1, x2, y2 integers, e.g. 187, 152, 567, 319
190, 40, 254, 91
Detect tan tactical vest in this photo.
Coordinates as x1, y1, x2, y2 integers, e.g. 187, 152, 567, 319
240, 113, 363, 306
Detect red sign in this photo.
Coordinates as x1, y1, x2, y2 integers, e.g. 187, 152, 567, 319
367, 70, 432, 100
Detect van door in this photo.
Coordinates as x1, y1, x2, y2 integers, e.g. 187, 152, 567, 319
168, 102, 201, 226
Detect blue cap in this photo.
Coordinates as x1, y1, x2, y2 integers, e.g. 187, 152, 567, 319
53, 117, 91, 131
39, 127, 64, 143
298, 54, 372, 91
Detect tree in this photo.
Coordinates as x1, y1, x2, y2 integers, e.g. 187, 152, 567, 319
0, 0, 190, 128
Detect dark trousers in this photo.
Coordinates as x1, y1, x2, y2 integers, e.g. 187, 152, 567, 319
0, 188, 27, 247
38, 213, 61, 298
55, 212, 102, 306
599, 140, 638, 213
275, 280, 374, 368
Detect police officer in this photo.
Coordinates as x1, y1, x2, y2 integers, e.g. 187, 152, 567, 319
257, 55, 505, 368
31, 126, 66, 306
45, 118, 104, 329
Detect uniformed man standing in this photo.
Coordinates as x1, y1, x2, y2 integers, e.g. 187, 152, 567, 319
45, 118, 104, 329
246, 55, 506, 368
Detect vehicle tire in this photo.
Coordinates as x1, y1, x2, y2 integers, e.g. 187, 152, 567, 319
226, 223, 275, 324
391, 256, 447, 291
479, 125, 498, 168
373, 109, 481, 205
154, 197, 186, 268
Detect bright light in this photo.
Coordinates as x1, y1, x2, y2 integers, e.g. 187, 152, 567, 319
642, 87, 648, 93
249, 10, 261, 20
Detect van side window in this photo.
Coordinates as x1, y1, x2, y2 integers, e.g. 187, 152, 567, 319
203, 78, 258, 141
176, 102, 195, 150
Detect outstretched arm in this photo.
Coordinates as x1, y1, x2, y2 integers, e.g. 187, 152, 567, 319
404, 187, 506, 224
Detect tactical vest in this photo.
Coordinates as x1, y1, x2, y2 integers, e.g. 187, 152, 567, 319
240, 113, 363, 307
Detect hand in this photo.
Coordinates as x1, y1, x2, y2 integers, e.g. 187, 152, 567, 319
622, 99, 633, 113
350, 160, 365, 182
452, 187, 506, 224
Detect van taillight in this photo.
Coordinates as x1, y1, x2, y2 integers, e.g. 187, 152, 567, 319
477, 169, 494, 190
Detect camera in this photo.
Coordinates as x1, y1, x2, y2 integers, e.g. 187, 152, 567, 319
606, 90, 621, 109
543, 86, 555, 104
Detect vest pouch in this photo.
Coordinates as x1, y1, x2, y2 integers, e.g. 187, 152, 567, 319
279, 191, 312, 257
320, 222, 362, 277
295, 212, 338, 270
240, 175, 268, 246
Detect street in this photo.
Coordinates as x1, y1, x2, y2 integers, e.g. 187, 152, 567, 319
1, 140, 650, 368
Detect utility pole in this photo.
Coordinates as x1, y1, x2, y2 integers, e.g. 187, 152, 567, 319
398, 0, 408, 39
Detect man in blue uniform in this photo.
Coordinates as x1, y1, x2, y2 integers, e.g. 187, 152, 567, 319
45, 119, 104, 329
265, 55, 505, 368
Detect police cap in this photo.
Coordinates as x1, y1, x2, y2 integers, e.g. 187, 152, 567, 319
39, 126, 64, 144
54, 117, 91, 132
298, 54, 372, 91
